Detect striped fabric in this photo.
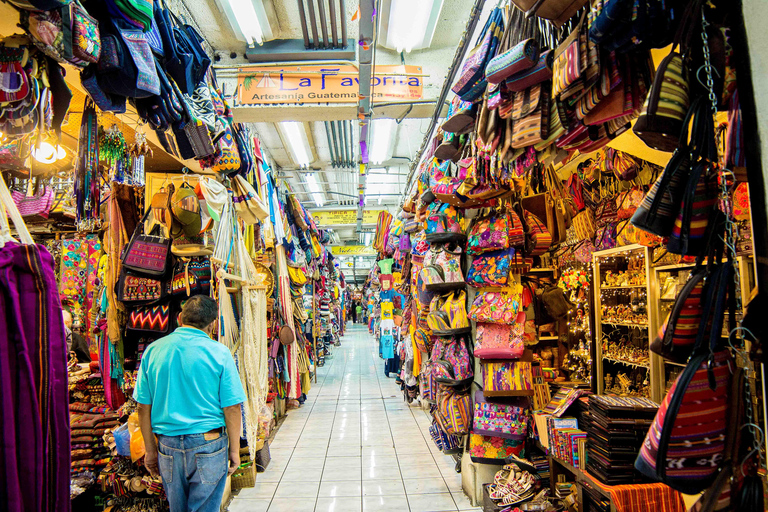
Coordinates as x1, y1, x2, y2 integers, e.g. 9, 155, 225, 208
668, 164, 717, 255
583, 472, 686, 512
654, 54, 689, 120
630, 151, 690, 237
436, 385, 471, 435
636, 351, 732, 494
486, 39, 540, 85
506, 50, 554, 92
654, 269, 706, 360
127, 304, 170, 333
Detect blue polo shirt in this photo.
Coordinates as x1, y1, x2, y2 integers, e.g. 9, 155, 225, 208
133, 327, 246, 436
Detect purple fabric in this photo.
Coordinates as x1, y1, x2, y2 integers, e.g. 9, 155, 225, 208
0, 243, 70, 512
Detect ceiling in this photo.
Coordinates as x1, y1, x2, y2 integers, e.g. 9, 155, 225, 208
173, 0, 474, 242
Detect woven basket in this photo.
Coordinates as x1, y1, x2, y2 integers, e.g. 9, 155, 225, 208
231, 462, 256, 490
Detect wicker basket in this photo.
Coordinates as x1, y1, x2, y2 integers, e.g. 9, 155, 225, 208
230, 462, 256, 490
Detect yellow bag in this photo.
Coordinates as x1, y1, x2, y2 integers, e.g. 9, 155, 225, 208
287, 266, 307, 285
127, 412, 145, 462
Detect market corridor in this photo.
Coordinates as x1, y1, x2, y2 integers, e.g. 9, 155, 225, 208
227, 324, 480, 512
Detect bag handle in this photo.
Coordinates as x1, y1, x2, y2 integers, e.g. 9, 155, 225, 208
0, 173, 33, 246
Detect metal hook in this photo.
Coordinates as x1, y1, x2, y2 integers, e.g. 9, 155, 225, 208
740, 423, 765, 477
728, 325, 756, 353
695, 64, 721, 91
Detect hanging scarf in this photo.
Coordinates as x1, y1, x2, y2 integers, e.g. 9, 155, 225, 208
74, 99, 100, 230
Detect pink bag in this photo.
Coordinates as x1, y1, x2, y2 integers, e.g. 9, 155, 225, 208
475, 323, 524, 359
11, 184, 54, 219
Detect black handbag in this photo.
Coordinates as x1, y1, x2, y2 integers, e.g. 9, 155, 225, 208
121, 210, 174, 277
116, 269, 168, 305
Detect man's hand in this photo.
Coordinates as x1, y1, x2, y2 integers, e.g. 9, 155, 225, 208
228, 448, 240, 476
145, 448, 160, 477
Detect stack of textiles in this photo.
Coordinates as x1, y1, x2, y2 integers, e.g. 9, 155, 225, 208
69, 402, 119, 479
98, 457, 166, 503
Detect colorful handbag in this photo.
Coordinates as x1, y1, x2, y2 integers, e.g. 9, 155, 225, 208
71, 2, 101, 64
481, 360, 534, 397
616, 188, 645, 220
421, 362, 438, 402
469, 289, 522, 324
469, 433, 525, 464
667, 163, 718, 256
486, 38, 540, 85
11, 184, 55, 220
127, 303, 172, 334
421, 243, 465, 292
425, 202, 466, 244
467, 211, 510, 255
430, 419, 463, 454
505, 50, 554, 92
452, 8, 504, 101
524, 211, 552, 256
508, 210, 525, 247
436, 385, 472, 435
466, 248, 513, 288
552, 19, 583, 98
475, 322, 524, 360
472, 391, 529, 438
413, 327, 435, 354
572, 209, 596, 241
427, 290, 471, 335
121, 210, 173, 277
116, 270, 167, 305
595, 222, 618, 250
510, 85, 550, 149
170, 259, 203, 297
431, 335, 474, 386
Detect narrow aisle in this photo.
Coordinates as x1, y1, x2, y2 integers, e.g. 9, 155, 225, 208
228, 324, 482, 512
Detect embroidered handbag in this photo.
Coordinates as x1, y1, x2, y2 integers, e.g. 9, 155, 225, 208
414, 327, 435, 354
127, 303, 172, 334
467, 211, 510, 255
421, 243, 465, 292
475, 322, 524, 359
11, 184, 55, 220
452, 8, 504, 101
469, 433, 525, 464
431, 335, 474, 386
595, 222, 618, 251
472, 391, 529, 438
116, 270, 167, 305
0, 47, 31, 104
616, 188, 644, 220
466, 248, 513, 288
71, 2, 101, 64
425, 202, 466, 244
481, 360, 534, 397
170, 259, 204, 297
469, 289, 522, 324
510, 85, 551, 149
427, 290, 471, 336
122, 209, 173, 277
436, 385, 472, 436
430, 419, 463, 454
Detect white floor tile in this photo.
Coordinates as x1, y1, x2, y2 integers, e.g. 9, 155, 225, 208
266, 498, 317, 512
363, 495, 410, 512
362, 478, 406, 496
407, 492, 459, 512
403, 477, 451, 495
273, 479, 319, 499
318, 480, 363, 497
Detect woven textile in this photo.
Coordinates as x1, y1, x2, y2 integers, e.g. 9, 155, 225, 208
59, 236, 102, 349
583, 472, 685, 512
119, 30, 160, 95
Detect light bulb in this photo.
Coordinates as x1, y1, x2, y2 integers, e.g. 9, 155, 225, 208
56, 145, 66, 159
33, 142, 56, 164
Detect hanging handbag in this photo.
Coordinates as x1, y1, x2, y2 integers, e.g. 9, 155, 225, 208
467, 211, 510, 255
524, 211, 552, 255
552, 15, 584, 99
510, 0, 589, 28
70, 1, 101, 64
116, 270, 168, 305
170, 258, 204, 297
469, 288, 522, 324
666, 162, 718, 256
427, 290, 471, 336
472, 390, 529, 437
632, 97, 715, 237
466, 248, 514, 288
481, 360, 534, 397
420, 243, 465, 292
122, 209, 173, 277
486, 35, 540, 85
431, 335, 474, 386
505, 50, 554, 92
11, 183, 55, 220
127, 302, 172, 334
436, 385, 472, 436
429, 420, 463, 454
510, 84, 551, 149
475, 322, 524, 359
452, 8, 504, 100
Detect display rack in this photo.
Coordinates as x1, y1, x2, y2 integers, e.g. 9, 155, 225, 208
649, 255, 756, 401
592, 245, 658, 399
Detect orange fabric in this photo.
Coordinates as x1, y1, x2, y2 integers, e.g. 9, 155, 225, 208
583, 472, 686, 512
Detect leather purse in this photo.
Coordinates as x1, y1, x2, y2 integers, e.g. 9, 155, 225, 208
122, 209, 173, 277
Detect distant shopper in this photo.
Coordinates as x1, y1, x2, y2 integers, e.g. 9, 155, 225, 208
356, 303, 363, 324
62, 309, 91, 363
134, 296, 246, 512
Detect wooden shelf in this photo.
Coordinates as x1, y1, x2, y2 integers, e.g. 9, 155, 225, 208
601, 321, 649, 329
602, 356, 650, 369
599, 285, 647, 289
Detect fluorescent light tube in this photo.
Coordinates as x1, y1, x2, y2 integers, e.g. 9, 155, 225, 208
383, 0, 444, 53
279, 122, 312, 167
305, 173, 325, 207
220, 0, 273, 46
369, 119, 396, 165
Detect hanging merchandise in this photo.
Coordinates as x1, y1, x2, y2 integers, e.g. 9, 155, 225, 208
74, 98, 100, 230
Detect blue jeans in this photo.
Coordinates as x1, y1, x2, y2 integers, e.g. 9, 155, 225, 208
157, 431, 229, 512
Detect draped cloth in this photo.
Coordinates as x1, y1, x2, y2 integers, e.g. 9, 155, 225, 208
0, 242, 71, 512
276, 244, 300, 399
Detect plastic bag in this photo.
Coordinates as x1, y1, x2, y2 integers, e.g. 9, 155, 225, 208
127, 412, 146, 462
113, 423, 131, 457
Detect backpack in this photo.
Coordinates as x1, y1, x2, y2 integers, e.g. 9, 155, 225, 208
436, 385, 472, 435
425, 202, 466, 244
427, 290, 471, 336
420, 243, 465, 292
431, 335, 474, 387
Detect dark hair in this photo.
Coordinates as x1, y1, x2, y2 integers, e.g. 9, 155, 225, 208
180, 296, 218, 329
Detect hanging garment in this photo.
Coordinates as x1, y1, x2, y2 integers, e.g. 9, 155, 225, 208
0, 242, 71, 512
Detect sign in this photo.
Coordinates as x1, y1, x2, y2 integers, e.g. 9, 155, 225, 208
330, 246, 377, 256
312, 209, 385, 226
238, 65, 423, 105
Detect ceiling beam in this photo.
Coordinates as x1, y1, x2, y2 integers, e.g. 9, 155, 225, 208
231, 101, 445, 123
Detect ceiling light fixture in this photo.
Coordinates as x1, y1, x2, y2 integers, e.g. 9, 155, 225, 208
305, 173, 325, 208
369, 119, 396, 165
279, 121, 312, 168
380, 0, 444, 53
32, 142, 65, 164
219, 0, 273, 46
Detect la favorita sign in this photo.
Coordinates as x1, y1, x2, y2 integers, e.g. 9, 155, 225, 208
237, 65, 423, 105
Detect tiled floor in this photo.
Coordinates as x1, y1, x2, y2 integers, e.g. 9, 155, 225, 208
227, 324, 481, 512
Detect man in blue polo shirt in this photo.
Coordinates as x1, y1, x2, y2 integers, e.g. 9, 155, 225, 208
134, 296, 246, 512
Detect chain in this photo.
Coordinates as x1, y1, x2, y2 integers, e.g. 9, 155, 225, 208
702, 10, 764, 469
